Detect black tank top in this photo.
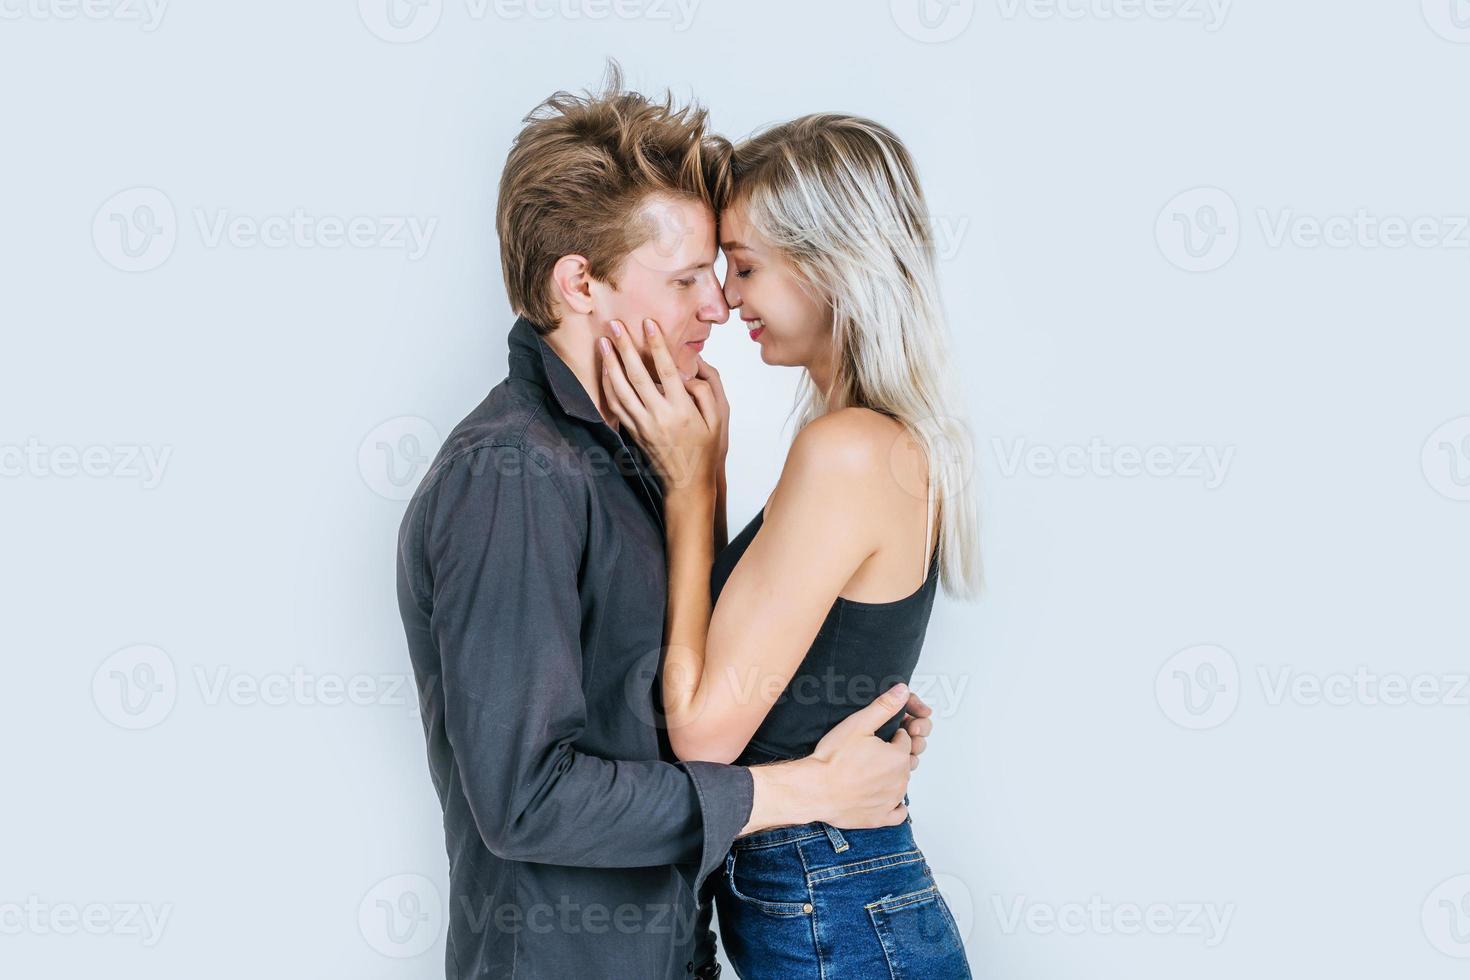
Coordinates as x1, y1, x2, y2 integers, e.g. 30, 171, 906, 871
709, 505, 940, 767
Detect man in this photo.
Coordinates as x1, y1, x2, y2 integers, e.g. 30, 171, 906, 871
396, 68, 933, 979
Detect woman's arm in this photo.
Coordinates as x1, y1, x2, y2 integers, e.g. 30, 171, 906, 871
599, 321, 923, 765
715, 463, 729, 553
660, 413, 886, 761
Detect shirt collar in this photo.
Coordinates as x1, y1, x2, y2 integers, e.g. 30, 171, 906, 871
506, 315, 605, 426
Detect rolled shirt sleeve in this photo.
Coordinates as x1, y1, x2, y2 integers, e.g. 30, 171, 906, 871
416, 444, 753, 891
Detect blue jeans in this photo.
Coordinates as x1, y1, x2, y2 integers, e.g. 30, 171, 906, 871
713, 815, 972, 979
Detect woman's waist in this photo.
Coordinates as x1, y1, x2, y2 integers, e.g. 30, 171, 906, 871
736, 698, 913, 766
730, 771, 917, 852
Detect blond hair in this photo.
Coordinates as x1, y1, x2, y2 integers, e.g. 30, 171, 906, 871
732, 114, 981, 598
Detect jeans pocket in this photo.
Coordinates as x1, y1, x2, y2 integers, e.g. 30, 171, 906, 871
866, 884, 971, 979
724, 849, 813, 917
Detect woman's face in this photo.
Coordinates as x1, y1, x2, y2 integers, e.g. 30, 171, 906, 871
719, 202, 831, 370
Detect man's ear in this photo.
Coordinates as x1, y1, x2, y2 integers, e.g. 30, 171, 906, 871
551, 254, 596, 317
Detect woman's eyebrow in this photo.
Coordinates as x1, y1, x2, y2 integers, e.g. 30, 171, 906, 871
720, 240, 751, 252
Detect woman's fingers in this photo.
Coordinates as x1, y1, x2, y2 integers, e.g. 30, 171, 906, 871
695, 356, 727, 409
642, 319, 689, 403
695, 356, 730, 456
685, 379, 719, 430
599, 336, 648, 435
607, 319, 662, 408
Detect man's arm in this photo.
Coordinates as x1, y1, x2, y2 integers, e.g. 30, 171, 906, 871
407, 444, 915, 882
414, 445, 749, 892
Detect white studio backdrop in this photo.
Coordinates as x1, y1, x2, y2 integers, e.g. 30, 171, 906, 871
2, 2, 1468, 977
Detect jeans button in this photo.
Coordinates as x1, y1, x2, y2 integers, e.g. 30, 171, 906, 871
802, 902, 814, 913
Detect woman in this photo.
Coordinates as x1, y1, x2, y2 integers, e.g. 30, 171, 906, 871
601, 114, 980, 979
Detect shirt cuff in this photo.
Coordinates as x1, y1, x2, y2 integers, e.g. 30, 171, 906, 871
674, 760, 754, 900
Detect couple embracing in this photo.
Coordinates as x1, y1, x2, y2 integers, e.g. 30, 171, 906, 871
397, 64, 980, 980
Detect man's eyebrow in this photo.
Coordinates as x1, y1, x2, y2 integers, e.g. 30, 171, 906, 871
669, 261, 712, 276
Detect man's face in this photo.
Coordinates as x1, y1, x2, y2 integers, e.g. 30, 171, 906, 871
589, 194, 730, 375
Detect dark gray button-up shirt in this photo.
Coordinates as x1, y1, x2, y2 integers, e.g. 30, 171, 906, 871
397, 317, 754, 979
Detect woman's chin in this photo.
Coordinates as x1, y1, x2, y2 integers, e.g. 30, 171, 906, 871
759, 347, 797, 368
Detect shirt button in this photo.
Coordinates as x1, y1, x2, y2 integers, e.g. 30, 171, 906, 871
686, 962, 694, 973
802, 902, 814, 913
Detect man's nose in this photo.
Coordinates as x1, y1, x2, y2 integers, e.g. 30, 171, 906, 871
700, 278, 731, 323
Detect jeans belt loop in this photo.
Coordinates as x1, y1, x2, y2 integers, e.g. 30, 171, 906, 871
822, 823, 849, 853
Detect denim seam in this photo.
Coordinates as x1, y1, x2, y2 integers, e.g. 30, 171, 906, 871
732, 830, 827, 852
795, 840, 827, 980
864, 883, 939, 913
867, 902, 902, 980
724, 849, 811, 916
808, 850, 924, 883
